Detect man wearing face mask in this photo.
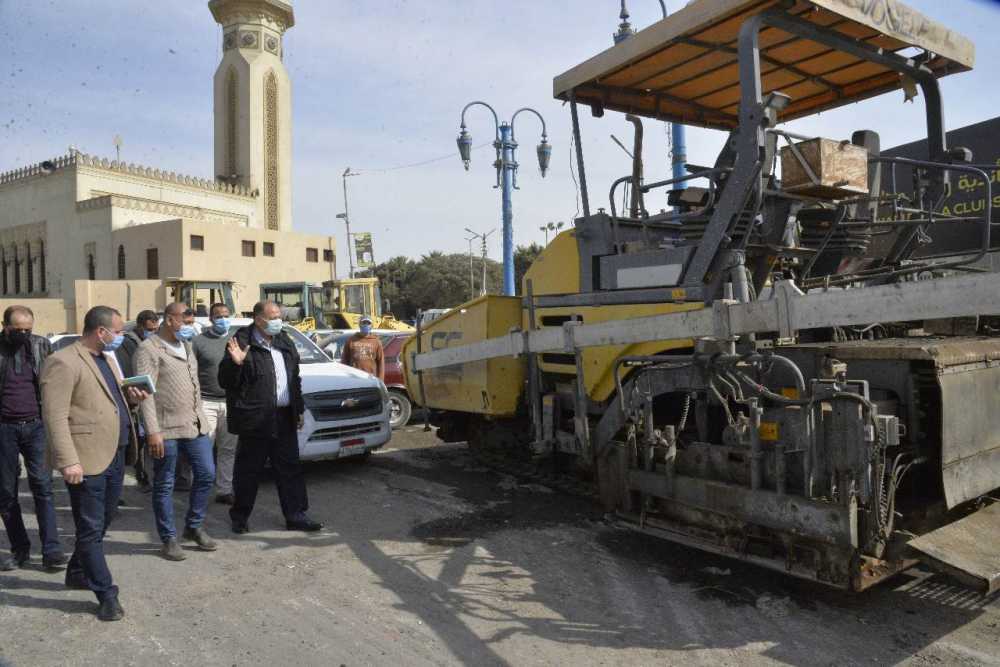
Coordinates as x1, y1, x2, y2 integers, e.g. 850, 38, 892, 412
341, 316, 385, 381
219, 301, 321, 533
192, 303, 237, 505
135, 303, 216, 561
41, 305, 148, 621
0, 305, 68, 573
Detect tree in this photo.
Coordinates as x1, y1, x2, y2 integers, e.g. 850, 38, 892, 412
370, 252, 502, 320
372, 255, 417, 318
514, 242, 544, 295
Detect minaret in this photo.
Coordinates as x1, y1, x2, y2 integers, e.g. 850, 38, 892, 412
209, 0, 294, 231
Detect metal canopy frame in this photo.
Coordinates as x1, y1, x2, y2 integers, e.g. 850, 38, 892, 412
679, 7, 949, 290
553, 0, 973, 131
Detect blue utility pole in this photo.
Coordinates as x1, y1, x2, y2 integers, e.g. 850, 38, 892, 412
672, 121, 687, 187
457, 102, 551, 296
499, 123, 516, 294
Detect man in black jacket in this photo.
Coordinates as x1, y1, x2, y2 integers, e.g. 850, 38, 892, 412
218, 301, 321, 534
0, 305, 68, 571
116, 310, 159, 379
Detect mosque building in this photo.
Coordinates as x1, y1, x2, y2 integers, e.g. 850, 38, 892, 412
0, 0, 335, 330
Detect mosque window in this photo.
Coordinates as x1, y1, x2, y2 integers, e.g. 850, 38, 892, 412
227, 68, 238, 177
117, 245, 126, 279
146, 248, 158, 280
14, 251, 21, 293
264, 71, 279, 230
39, 242, 45, 292
242, 240, 256, 257
26, 247, 33, 293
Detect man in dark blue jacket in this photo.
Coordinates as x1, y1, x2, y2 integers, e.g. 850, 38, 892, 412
218, 301, 321, 534
0, 305, 68, 572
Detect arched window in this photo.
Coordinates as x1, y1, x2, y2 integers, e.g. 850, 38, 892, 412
25, 243, 33, 293
87, 253, 95, 281
13, 248, 21, 293
227, 68, 238, 177
39, 241, 45, 293
264, 70, 279, 230
117, 245, 126, 279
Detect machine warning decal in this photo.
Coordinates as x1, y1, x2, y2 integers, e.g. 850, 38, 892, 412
759, 422, 779, 441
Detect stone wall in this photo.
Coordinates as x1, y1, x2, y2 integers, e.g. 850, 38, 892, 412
0, 298, 74, 335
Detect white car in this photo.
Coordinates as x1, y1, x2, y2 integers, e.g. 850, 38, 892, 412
224, 319, 392, 462
49, 321, 392, 462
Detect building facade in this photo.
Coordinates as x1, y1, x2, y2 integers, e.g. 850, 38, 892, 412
0, 0, 334, 331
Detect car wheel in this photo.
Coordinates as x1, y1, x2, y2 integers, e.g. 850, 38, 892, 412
388, 390, 412, 429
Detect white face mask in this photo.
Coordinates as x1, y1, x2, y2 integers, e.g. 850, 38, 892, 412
264, 318, 283, 336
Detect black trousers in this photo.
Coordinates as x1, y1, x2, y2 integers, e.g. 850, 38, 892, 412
229, 409, 308, 525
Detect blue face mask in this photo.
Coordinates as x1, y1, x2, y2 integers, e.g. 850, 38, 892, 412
212, 318, 230, 334
102, 331, 125, 352
360, 324, 372, 335
265, 319, 283, 336
177, 325, 197, 342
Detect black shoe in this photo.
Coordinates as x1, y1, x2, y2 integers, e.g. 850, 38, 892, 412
65, 570, 90, 591
286, 517, 323, 532
215, 493, 235, 505
0, 553, 15, 572
43, 553, 70, 570
97, 596, 125, 622
12, 550, 29, 568
231, 521, 249, 535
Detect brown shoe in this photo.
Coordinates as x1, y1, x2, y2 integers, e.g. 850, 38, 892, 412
160, 539, 187, 561
182, 526, 217, 551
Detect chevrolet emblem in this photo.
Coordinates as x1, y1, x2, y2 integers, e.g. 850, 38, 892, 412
340, 398, 360, 408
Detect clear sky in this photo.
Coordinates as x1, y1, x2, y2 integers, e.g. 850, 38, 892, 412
2, 0, 1000, 271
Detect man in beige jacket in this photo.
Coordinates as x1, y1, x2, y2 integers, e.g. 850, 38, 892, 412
135, 302, 215, 561
41, 306, 148, 622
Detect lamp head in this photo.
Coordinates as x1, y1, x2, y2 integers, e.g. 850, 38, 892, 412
536, 137, 552, 177
456, 127, 473, 170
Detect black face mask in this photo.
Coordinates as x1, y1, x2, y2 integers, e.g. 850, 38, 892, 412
5, 330, 30, 347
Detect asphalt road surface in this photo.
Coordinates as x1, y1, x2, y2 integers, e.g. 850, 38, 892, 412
1, 427, 998, 666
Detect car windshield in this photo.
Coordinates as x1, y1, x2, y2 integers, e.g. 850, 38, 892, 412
227, 325, 330, 365
325, 333, 355, 360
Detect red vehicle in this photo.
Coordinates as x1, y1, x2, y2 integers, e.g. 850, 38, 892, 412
381, 332, 413, 429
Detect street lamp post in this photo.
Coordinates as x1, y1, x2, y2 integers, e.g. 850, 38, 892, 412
457, 102, 551, 296
464, 227, 495, 297
337, 167, 360, 278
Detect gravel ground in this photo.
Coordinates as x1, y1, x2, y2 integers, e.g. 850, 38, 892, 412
1, 427, 998, 666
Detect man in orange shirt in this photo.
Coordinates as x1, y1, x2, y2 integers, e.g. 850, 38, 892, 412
340, 317, 384, 380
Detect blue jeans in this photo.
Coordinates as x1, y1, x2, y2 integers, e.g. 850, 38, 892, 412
152, 435, 215, 542
66, 445, 125, 602
0, 419, 63, 558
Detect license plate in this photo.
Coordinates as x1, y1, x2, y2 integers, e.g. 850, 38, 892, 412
339, 443, 367, 457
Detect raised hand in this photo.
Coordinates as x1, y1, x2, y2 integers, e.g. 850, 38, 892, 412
227, 337, 248, 366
